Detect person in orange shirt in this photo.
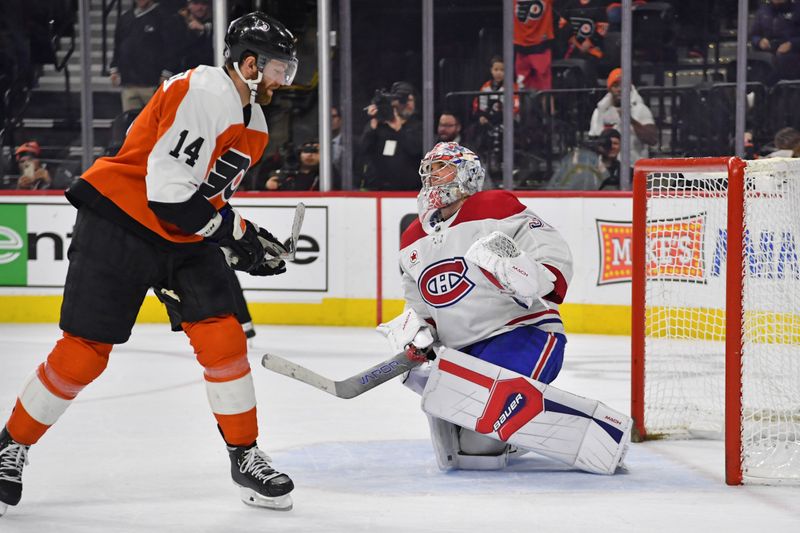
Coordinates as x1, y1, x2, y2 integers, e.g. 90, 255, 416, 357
0, 12, 299, 516
514, 0, 556, 90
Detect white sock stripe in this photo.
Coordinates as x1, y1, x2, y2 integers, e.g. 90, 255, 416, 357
41, 363, 84, 397
203, 356, 252, 381
205, 372, 257, 415
18, 371, 72, 426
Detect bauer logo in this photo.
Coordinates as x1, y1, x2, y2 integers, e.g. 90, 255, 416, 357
0, 205, 27, 285
596, 220, 633, 285
474, 377, 544, 441
417, 257, 475, 308
646, 213, 706, 282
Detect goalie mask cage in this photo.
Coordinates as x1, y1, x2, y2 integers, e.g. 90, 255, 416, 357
632, 157, 800, 486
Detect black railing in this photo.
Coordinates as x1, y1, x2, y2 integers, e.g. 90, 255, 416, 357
101, 0, 123, 76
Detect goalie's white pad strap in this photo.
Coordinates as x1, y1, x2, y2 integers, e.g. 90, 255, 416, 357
376, 308, 435, 354
465, 231, 556, 306
421, 347, 631, 475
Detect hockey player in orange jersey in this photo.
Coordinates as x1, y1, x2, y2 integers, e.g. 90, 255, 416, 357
0, 12, 299, 515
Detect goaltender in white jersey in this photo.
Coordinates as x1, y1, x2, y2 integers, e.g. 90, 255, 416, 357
377, 142, 631, 474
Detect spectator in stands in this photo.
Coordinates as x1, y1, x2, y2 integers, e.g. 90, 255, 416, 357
359, 81, 423, 190
13, 140, 78, 190
472, 56, 520, 125
750, 0, 800, 85
14, 141, 51, 190
767, 126, 800, 158
436, 111, 463, 144
588, 68, 657, 164
514, 0, 555, 90
606, 1, 647, 32
266, 140, 320, 191
331, 105, 343, 184
110, 0, 178, 112
175, 0, 214, 71
559, 0, 609, 75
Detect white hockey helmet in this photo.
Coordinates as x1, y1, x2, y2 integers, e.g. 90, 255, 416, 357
417, 142, 485, 229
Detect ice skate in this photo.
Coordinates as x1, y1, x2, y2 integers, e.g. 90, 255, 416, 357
228, 443, 294, 511
0, 427, 29, 517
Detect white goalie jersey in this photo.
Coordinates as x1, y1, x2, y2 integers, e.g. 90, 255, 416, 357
399, 190, 573, 350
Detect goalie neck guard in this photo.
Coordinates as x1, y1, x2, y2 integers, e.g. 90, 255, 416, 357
417, 142, 485, 231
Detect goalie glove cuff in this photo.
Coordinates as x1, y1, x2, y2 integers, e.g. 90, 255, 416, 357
376, 308, 436, 354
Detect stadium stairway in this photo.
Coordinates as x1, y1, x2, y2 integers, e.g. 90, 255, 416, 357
18, 4, 121, 165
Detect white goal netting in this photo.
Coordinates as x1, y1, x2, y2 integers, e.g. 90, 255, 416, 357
642, 158, 800, 483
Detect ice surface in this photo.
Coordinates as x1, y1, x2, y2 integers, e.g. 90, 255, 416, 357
0, 324, 798, 532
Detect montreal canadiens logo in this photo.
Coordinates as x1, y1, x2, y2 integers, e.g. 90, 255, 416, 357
418, 257, 476, 308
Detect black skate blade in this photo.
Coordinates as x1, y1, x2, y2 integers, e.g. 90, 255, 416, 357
239, 487, 293, 511
0, 501, 7, 517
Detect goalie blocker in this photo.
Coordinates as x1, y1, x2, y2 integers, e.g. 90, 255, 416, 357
421, 347, 631, 475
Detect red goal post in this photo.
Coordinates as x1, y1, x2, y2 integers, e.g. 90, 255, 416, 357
632, 156, 800, 486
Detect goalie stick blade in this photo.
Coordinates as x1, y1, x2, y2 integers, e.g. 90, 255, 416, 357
261, 350, 424, 399
282, 203, 306, 261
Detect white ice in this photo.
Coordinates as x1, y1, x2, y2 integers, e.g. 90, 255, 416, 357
0, 324, 798, 533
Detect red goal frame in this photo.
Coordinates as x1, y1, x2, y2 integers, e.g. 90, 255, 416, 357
631, 156, 747, 485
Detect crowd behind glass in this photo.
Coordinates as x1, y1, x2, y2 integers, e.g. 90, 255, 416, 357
2, 0, 800, 192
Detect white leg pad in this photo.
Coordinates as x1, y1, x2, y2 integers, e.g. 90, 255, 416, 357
421, 347, 632, 475
426, 415, 460, 471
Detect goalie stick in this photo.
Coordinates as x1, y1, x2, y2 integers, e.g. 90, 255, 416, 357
281, 202, 305, 261
261, 347, 430, 399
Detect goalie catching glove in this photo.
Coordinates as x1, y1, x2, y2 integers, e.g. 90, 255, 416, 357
200, 206, 287, 276
465, 231, 556, 308
376, 309, 436, 361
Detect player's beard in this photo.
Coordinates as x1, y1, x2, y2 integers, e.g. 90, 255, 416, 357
255, 84, 274, 105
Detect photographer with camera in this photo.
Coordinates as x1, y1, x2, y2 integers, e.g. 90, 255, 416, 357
359, 81, 423, 190
595, 128, 621, 190
266, 140, 320, 191
547, 128, 621, 190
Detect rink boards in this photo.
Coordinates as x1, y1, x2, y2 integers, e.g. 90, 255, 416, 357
0, 191, 633, 334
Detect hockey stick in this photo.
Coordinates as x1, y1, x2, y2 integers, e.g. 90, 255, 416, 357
261, 348, 428, 399
281, 202, 305, 261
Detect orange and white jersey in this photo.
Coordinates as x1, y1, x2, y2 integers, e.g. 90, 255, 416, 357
514, 0, 555, 47
80, 66, 268, 243
398, 190, 573, 350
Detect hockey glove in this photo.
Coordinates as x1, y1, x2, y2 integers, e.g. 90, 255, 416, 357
248, 227, 288, 276
203, 206, 266, 273
465, 231, 556, 308
376, 308, 436, 360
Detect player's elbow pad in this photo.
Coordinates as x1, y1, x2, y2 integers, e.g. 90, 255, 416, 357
148, 190, 218, 235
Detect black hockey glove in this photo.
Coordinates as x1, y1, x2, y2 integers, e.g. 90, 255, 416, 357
250, 228, 288, 276
206, 206, 266, 273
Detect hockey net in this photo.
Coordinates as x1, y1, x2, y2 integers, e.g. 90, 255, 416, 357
632, 157, 800, 485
